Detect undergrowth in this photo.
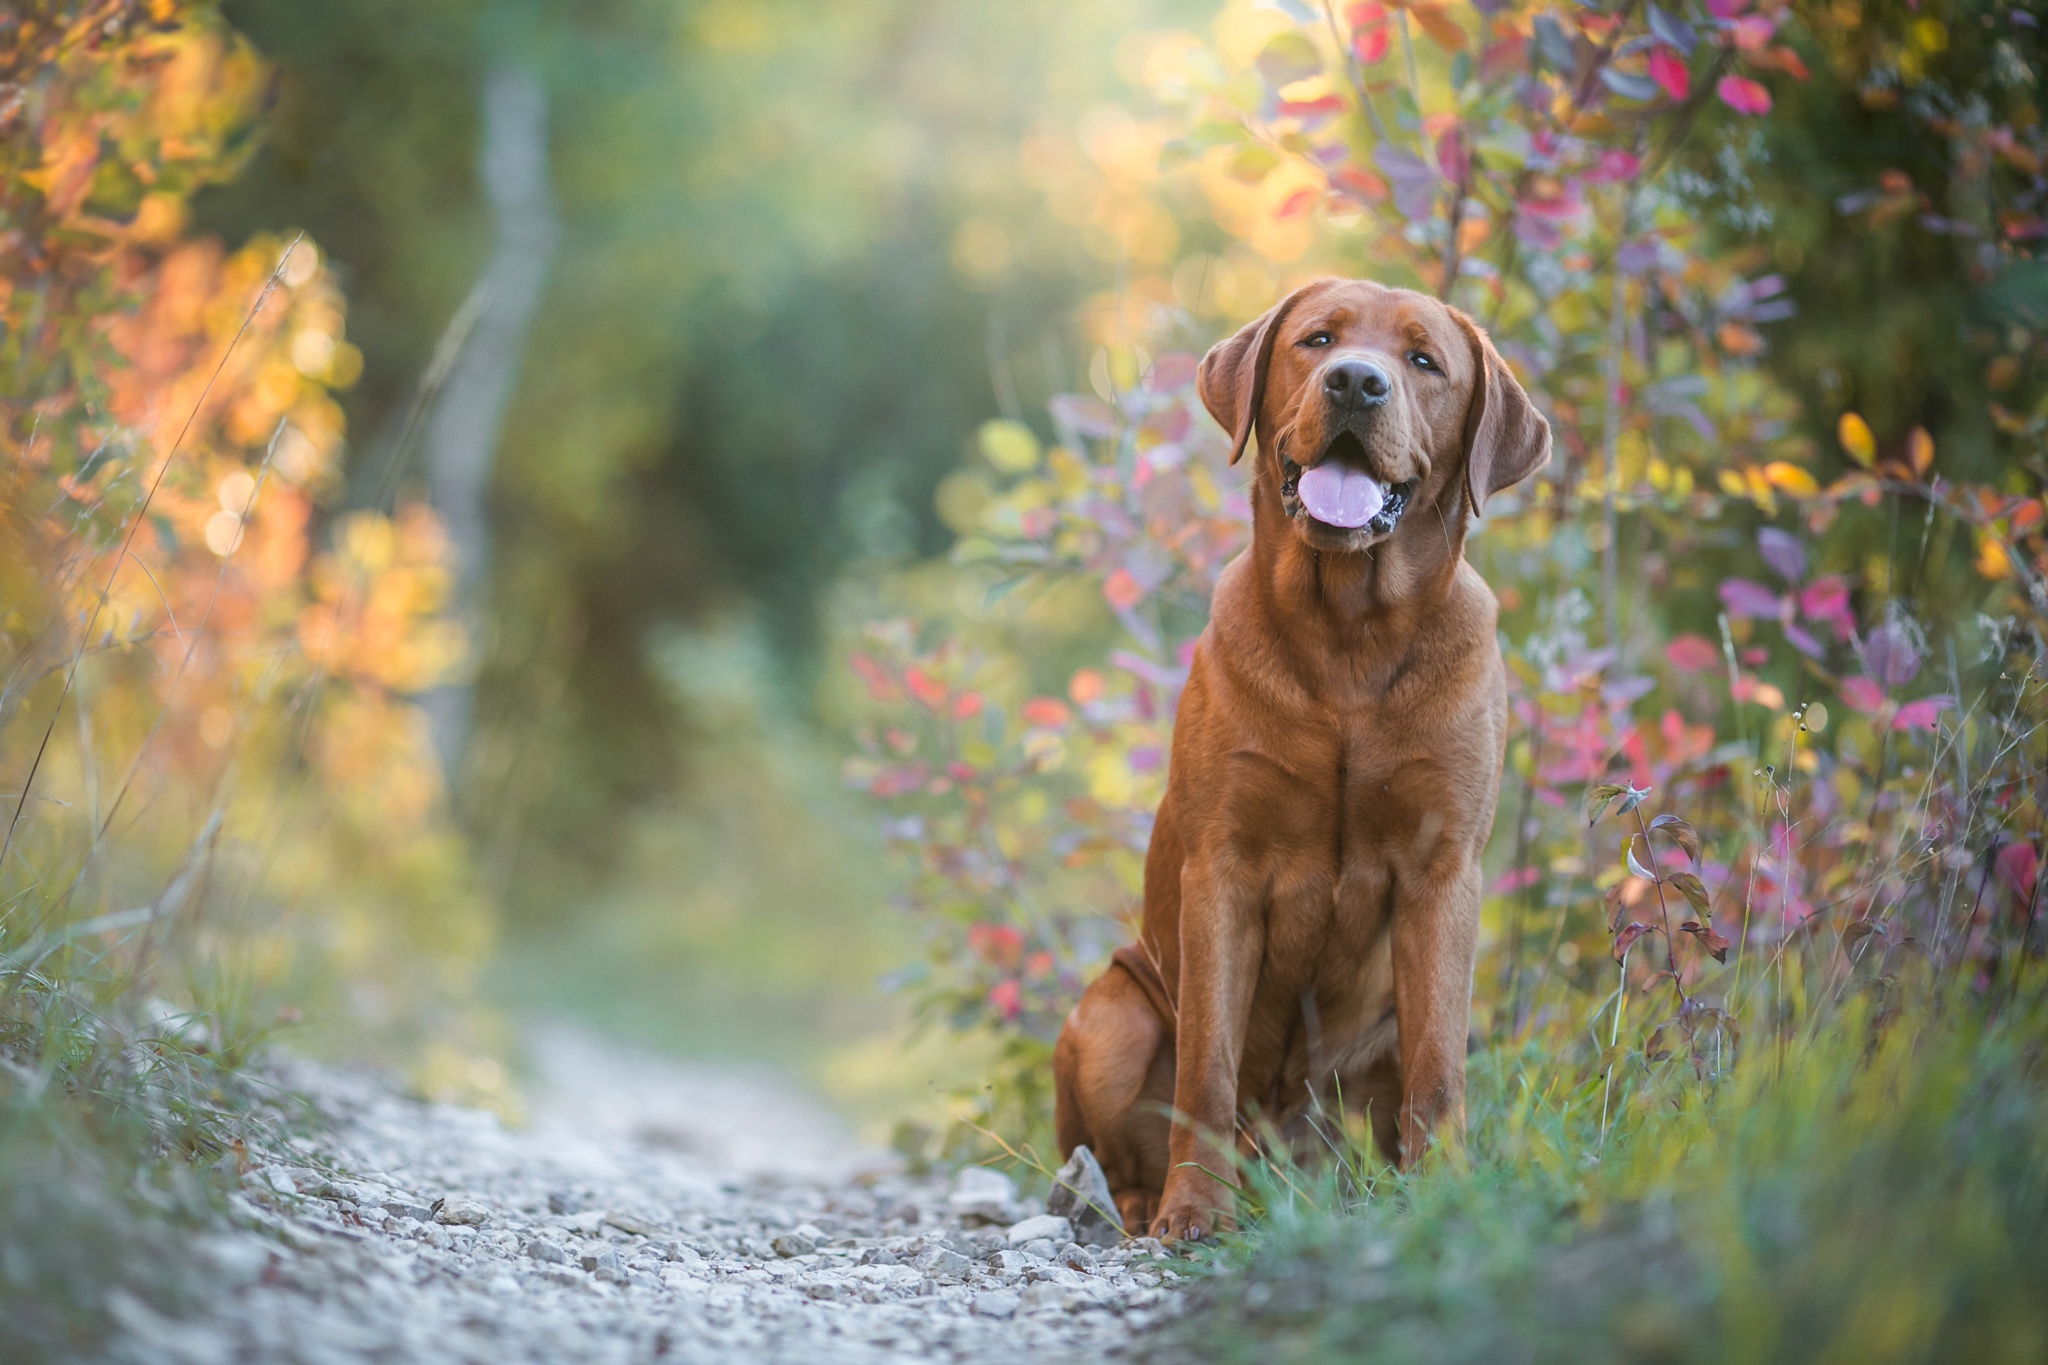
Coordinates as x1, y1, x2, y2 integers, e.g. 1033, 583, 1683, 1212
1154, 975, 2048, 1363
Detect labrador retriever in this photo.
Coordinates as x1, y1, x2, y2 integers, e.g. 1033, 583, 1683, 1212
1052, 276, 1551, 1242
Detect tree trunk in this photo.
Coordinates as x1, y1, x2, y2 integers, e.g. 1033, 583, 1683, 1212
419, 63, 559, 786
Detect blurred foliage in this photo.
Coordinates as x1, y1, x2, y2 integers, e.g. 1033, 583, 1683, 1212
1, 0, 496, 1118
199, 0, 1212, 922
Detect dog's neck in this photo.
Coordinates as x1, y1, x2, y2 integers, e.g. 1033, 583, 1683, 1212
1245, 444, 1471, 633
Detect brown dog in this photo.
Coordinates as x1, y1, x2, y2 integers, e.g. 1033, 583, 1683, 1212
1052, 276, 1550, 1242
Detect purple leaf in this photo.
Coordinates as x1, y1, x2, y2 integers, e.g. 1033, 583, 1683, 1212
1647, 3, 1698, 54
1616, 239, 1662, 275
1863, 621, 1924, 689
1718, 578, 1784, 619
1050, 393, 1119, 440
1782, 622, 1825, 659
1374, 145, 1441, 223
1757, 528, 1806, 583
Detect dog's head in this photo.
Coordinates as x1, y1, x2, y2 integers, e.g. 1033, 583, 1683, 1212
1198, 277, 1550, 554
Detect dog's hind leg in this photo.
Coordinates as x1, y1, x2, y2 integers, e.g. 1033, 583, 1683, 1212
1054, 961, 1173, 1233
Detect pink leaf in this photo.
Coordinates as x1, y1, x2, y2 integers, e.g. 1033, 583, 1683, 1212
1891, 696, 1953, 732
1717, 74, 1772, 115
1731, 14, 1777, 50
1648, 47, 1691, 101
1839, 675, 1886, 714
1146, 351, 1201, 392
1493, 866, 1542, 895
1798, 576, 1853, 632
1665, 633, 1720, 674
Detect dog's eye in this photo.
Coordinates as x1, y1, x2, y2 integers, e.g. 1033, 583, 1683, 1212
1408, 350, 1438, 372
1301, 331, 1334, 348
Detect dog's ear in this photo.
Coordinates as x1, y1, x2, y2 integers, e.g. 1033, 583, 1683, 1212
1199, 282, 1324, 466
1452, 308, 1551, 516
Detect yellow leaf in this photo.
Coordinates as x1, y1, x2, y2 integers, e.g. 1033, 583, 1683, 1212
1717, 468, 1748, 498
1837, 412, 1875, 467
978, 418, 1041, 474
1743, 466, 1778, 514
1763, 461, 1819, 497
1905, 425, 1934, 476
1975, 533, 2013, 580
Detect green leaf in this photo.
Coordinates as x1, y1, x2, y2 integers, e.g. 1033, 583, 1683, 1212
1666, 872, 1711, 917
1586, 783, 1627, 825
1256, 32, 1324, 87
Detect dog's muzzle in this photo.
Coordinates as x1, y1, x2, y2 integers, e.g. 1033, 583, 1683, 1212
1281, 449, 1416, 535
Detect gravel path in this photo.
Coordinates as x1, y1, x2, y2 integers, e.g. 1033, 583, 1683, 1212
104, 1026, 1184, 1363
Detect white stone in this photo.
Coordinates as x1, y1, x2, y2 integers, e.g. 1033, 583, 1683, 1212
1004, 1214, 1074, 1247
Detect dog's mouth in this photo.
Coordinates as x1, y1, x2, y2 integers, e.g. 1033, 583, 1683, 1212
1281, 432, 1416, 536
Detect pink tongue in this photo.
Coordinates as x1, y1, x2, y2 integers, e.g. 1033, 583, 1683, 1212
1297, 463, 1386, 528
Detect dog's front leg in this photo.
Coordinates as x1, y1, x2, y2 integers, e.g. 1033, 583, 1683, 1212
1152, 857, 1263, 1242
1390, 856, 1482, 1167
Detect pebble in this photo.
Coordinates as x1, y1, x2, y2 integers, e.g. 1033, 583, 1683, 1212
1005, 1213, 1074, 1246
115, 1046, 1182, 1362
434, 1198, 491, 1226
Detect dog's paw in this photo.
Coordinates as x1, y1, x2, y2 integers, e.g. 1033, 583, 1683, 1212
1149, 1197, 1233, 1244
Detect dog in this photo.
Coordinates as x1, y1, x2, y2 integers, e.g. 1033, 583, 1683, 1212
1051, 276, 1551, 1242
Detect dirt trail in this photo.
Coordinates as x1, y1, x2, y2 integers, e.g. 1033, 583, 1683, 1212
104, 1026, 1182, 1363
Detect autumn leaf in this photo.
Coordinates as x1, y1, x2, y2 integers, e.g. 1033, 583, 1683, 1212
904, 666, 949, 709
1666, 872, 1712, 918
1647, 47, 1690, 101
1905, 425, 1934, 476
1103, 567, 1145, 611
1837, 412, 1876, 466
1649, 813, 1702, 865
1410, 4, 1469, 54
1679, 921, 1731, 963
1614, 922, 1655, 959
1716, 74, 1772, 115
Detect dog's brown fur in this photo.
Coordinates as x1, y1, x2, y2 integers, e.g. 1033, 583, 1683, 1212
1052, 277, 1550, 1242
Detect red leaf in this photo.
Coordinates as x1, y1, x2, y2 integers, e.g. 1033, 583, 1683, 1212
1103, 568, 1145, 611
1614, 922, 1655, 959
1348, 2, 1390, 63
1716, 74, 1772, 116
1278, 95, 1346, 122
849, 651, 902, 703
1275, 187, 1319, 219
904, 666, 949, 709
1647, 47, 1690, 101
1680, 920, 1731, 963
1333, 165, 1389, 202
1020, 696, 1072, 728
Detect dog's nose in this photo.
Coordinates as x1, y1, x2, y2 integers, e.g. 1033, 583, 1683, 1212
1323, 358, 1391, 407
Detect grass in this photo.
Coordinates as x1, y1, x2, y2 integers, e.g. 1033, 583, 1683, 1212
0, 877, 289, 1361
1151, 973, 2048, 1364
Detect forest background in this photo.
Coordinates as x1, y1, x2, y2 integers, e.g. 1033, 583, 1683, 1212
4, 0, 2046, 1358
